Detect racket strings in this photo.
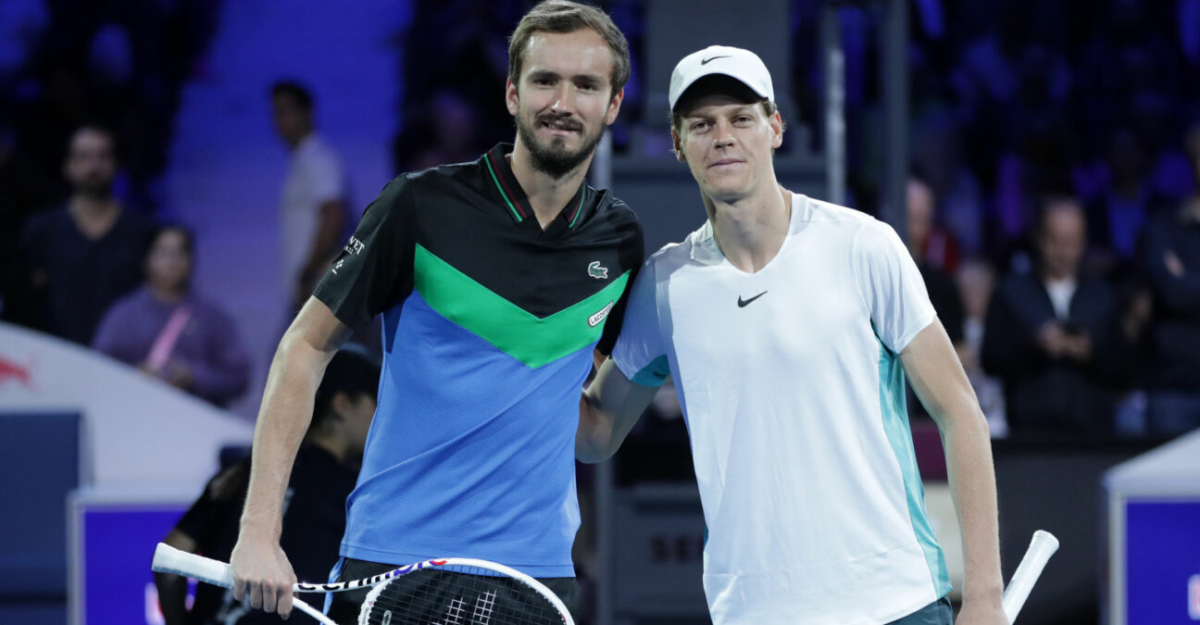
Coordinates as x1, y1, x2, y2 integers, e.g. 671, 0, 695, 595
363, 569, 563, 625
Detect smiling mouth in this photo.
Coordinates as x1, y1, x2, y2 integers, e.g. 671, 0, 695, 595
539, 117, 582, 136
709, 159, 744, 169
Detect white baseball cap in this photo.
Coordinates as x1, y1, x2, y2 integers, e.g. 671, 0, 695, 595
669, 45, 775, 113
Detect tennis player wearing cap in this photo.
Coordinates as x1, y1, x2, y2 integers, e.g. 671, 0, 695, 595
578, 46, 1005, 624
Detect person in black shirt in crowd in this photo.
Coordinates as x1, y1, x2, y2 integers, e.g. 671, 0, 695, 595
154, 346, 380, 625
19, 125, 155, 345
1139, 124, 1200, 437
983, 196, 1127, 439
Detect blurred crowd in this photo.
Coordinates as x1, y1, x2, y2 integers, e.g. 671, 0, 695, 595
2, 0, 1199, 439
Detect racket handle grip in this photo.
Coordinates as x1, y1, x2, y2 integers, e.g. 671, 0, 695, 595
152, 543, 234, 588
1002, 530, 1060, 623
151, 543, 337, 625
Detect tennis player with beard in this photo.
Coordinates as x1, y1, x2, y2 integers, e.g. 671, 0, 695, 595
228, 2, 643, 622
578, 46, 1004, 624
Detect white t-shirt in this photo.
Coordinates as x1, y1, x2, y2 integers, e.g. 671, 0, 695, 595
1043, 277, 1076, 320
612, 193, 949, 624
280, 133, 346, 292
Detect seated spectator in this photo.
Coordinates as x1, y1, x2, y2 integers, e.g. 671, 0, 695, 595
19, 125, 155, 345
93, 225, 250, 407
153, 347, 380, 625
982, 197, 1126, 439
1138, 124, 1200, 437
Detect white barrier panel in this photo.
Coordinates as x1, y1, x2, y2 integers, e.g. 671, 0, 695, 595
0, 321, 253, 489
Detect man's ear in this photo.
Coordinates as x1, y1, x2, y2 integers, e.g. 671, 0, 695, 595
605, 87, 625, 125
672, 128, 686, 163
505, 78, 519, 117
770, 111, 784, 149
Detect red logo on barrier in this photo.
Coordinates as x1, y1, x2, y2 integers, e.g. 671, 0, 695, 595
0, 355, 34, 389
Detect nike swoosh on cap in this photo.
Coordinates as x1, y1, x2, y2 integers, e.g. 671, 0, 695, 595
701, 55, 730, 65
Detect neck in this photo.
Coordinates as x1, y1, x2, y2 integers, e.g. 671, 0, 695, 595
707, 183, 791, 273
1041, 269, 1073, 283
509, 138, 591, 229
288, 129, 313, 151
149, 282, 187, 303
72, 194, 117, 216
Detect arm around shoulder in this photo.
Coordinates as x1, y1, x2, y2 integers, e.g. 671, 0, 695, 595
577, 358, 659, 463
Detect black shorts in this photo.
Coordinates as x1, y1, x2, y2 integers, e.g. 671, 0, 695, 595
324, 557, 582, 624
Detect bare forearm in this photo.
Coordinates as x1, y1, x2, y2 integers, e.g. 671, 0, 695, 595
239, 332, 332, 536
942, 412, 1004, 604
577, 391, 616, 463
576, 358, 657, 463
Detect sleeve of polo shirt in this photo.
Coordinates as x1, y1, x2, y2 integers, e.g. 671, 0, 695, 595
611, 257, 670, 387
853, 219, 937, 354
313, 177, 415, 331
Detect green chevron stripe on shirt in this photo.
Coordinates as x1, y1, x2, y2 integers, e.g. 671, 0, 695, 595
414, 244, 630, 368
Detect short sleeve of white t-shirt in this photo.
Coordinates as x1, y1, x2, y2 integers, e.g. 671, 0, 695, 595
851, 220, 937, 354
612, 257, 670, 387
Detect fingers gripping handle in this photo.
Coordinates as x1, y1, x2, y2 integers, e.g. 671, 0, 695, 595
1002, 530, 1060, 623
151, 543, 336, 625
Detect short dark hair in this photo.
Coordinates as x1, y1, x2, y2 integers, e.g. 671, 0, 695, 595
508, 0, 630, 97
147, 223, 196, 259
310, 345, 381, 432
271, 80, 314, 112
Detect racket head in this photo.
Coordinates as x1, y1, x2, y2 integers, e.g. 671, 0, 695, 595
356, 558, 574, 625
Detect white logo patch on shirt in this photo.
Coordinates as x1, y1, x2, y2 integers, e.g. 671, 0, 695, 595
589, 301, 615, 327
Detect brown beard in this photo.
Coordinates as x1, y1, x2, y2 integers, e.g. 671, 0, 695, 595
516, 113, 604, 179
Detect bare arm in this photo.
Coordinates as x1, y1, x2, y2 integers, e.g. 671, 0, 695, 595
900, 320, 1005, 625
229, 297, 351, 618
578, 358, 660, 463
154, 529, 198, 625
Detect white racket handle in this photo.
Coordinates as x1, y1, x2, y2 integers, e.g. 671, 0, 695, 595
1002, 530, 1060, 623
152, 543, 336, 625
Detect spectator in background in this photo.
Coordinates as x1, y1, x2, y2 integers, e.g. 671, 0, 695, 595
93, 225, 250, 407
907, 175, 963, 339
1087, 128, 1169, 274
957, 260, 1008, 437
154, 347, 380, 625
19, 125, 154, 345
982, 197, 1126, 439
271, 81, 347, 312
1138, 124, 1200, 437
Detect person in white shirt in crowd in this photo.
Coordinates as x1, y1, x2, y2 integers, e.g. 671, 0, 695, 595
577, 46, 1005, 625
271, 81, 348, 311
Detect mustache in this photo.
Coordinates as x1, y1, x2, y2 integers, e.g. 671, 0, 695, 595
536, 113, 583, 132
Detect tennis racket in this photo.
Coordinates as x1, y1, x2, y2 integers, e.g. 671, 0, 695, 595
1001, 530, 1060, 623
151, 543, 575, 625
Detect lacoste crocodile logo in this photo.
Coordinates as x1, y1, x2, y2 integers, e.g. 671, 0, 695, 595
588, 261, 608, 279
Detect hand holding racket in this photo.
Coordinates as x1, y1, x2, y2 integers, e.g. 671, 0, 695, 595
153, 543, 575, 625
228, 535, 299, 618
